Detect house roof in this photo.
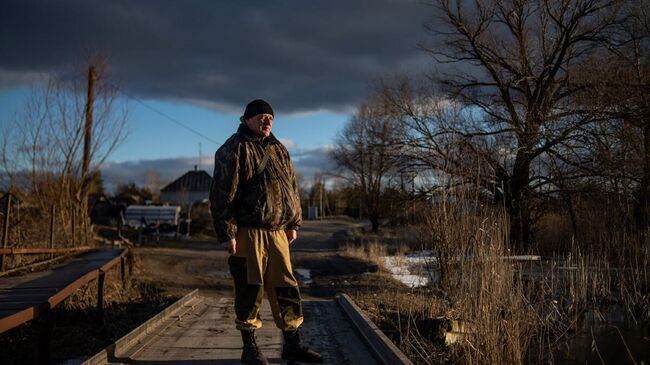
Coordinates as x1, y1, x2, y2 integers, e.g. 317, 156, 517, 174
0, 192, 22, 206
161, 169, 212, 193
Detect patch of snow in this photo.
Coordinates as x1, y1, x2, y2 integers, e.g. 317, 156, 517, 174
381, 255, 437, 288
504, 255, 541, 261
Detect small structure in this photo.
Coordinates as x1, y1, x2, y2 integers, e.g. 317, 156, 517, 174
307, 206, 319, 220
124, 205, 180, 227
0, 192, 22, 208
160, 166, 212, 207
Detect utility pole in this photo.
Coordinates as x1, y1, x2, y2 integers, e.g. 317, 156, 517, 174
82, 65, 96, 189
80, 65, 96, 243
319, 181, 323, 220
198, 142, 202, 171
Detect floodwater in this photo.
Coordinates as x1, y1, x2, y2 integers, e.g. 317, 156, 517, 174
379, 251, 650, 362
538, 305, 650, 363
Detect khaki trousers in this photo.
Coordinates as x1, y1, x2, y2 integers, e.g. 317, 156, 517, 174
228, 227, 303, 331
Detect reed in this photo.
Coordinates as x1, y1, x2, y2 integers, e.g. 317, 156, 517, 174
352, 197, 650, 364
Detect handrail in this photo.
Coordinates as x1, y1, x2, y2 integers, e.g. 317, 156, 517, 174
0, 246, 93, 255
0, 248, 130, 334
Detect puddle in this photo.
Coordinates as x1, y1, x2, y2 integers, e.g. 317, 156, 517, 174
294, 268, 312, 285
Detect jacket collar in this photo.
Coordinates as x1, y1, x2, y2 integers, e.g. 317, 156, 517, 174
237, 123, 279, 144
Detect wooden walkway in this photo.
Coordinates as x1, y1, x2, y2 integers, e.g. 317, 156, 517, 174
85, 291, 413, 364
0, 249, 128, 333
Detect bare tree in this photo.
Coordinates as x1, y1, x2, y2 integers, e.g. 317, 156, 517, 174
0, 55, 128, 245
574, 0, 650, 234
388, 0, 622, 247
330, 94, 404, 232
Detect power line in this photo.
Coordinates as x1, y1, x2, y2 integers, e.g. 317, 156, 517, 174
109, 83, 221, 146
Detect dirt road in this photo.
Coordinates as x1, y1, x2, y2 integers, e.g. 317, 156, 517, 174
135, 219, 380, 298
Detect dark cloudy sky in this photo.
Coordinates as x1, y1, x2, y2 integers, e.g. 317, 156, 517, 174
0, 0, 439, 190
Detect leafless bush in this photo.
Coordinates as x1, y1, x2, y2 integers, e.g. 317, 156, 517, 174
0, 55, 127, 253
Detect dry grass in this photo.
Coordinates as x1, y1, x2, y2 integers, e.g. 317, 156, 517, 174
341, 225, 416, 262
348, 200, 650, 364
419, 204, 537, 364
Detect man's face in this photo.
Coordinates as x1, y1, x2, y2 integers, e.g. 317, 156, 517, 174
245, 113, 273, 138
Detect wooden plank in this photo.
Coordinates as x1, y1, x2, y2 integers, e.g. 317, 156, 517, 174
87, 295, 381, 364
83, 289, 200, 365
0, 288, 59, 294
337, 293, 414, 365
0, 306, 47, 333
0, 246, 93, 255
0, 248, 127, 333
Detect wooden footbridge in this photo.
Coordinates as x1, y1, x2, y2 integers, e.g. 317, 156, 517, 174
83, 290, 412, 365
0, 249, 130, 334
0, 248, 130, 364
1, 248, 412, 364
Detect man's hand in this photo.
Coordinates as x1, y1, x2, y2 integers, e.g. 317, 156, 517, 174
285, 229, 297, 244
222, 238, 237, 254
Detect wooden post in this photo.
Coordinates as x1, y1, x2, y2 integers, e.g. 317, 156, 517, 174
1, 192, 11, 272
36, 309, 55, 365
127, 251, 133, 277
117, 210, 123, 238
319, 181, 323, 220
82, 66, 95, 188
97, 270, 105, 325
71, 206, 75, 247
120, 256, 126, 288
49, 205, 56, 259
83, 215, 89, 246
80, 65, 95, 247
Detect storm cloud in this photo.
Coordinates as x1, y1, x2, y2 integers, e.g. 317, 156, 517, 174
1, 0, 437, 114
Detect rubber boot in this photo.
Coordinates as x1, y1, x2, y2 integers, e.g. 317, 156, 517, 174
282, 329, 323, 363
240, 330, 269, 365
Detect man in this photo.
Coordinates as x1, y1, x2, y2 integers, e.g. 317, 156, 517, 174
210, 99, 322, 365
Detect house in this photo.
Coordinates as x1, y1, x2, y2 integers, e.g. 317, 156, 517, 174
160, 166, 212, 207
0, 192, 22, 208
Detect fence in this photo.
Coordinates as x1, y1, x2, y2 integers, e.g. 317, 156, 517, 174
0, 192, 92, 274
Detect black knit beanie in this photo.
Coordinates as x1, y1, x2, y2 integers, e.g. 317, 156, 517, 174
242, 99, 274, 121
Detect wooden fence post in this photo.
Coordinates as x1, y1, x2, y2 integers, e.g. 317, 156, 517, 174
49, 205, 56, 259
71, 206, 75, 247
97, 270, 105, 325
127, 251, 133, 277
120, 256, 126, 288
1, 193, 11, 272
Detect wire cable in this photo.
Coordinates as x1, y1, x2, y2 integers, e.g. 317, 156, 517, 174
109, 82, 221, 146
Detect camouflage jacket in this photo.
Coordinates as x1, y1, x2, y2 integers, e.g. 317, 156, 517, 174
209, 123, 302, 243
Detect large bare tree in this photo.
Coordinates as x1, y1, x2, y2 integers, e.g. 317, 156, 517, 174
388, 0, 622, 247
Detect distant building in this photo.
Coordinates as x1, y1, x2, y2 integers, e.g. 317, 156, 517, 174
160, 166, 212, 207
0, 192, 22, 207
